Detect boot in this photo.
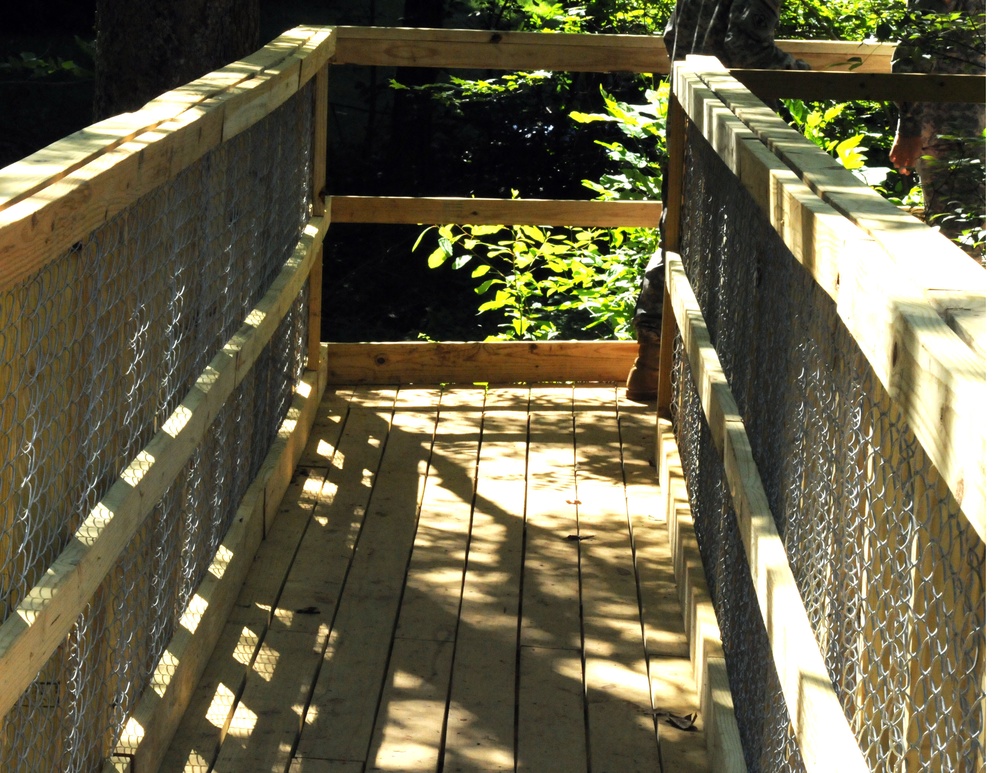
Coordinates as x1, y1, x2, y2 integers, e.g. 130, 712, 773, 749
625, 330, 660, 402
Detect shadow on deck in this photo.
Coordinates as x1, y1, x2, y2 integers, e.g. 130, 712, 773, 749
160, 383, 708, 773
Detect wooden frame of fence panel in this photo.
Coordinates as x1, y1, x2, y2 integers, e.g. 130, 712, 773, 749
0, 215, 328, 721
664, 252, 870, 773
0, 26, 334, 291
672, 56, 985, 542
329, 26, 894, 74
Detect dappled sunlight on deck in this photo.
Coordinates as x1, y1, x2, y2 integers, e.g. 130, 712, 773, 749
160, 384, 708, 772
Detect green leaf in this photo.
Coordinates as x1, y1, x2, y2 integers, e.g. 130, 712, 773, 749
522, 225, 547, 243
428, 246, 449, 269
470, 224, 505, 236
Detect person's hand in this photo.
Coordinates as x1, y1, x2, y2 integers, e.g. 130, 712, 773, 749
890, 134, 923, 175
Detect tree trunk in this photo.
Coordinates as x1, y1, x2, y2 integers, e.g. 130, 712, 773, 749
93, 0, 259, 119
387, 0, 447, 193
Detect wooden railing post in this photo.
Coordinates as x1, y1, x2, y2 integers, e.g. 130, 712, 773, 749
656, 87, 686, 420
308, 62, 329, 372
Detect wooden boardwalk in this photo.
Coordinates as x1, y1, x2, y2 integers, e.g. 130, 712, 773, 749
160, 384, 707, 773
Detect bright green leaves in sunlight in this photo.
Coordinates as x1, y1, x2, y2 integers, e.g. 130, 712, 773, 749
416, 220, 654, 342
783, 99, 868, 171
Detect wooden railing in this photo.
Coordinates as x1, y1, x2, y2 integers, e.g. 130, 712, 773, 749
0, 25, 985, 773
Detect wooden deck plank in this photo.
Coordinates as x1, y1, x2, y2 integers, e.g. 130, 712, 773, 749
618, 403, 689, 659
573, 387, 662, 773
516, 646, 588, 773
516, 386, 587, 771
213, 389, 399, 772
519, 386, 582, 649
367, 638, 456, 772
441, 387, 529, 773
297, 389, 439, 764
159, 620, 264, 772
393, 387, 484, 643
212, 627, 326, 772
205, 463, 327, 773
618, 401, 711, 771
367, 388, 484, 771
229, 467, 329, 631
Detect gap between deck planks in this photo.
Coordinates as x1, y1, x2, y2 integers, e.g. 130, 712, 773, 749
160, 384, 708, 773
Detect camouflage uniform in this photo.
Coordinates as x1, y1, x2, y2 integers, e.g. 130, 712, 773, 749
890, 0, 985, 257
632, 0, 808, 341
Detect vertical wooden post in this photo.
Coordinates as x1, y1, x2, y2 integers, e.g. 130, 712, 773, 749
308, 62, 329, 372
656, 87, 686, 421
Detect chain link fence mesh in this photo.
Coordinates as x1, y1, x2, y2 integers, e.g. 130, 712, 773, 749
0, 80, 315, 771
670, 124, 985, 772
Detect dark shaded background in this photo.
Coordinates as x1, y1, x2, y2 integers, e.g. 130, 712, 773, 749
2, 1, 638, 341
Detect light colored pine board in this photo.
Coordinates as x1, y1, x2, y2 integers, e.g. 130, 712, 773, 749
393, 387, 484, 643
516, 646, 588, 773
331, 28, 671, 72
232, 467, 329, 627
216, 388, 398, 770
519, 386, 581, 649
212, 627, 327, 772
572, 388, 661, 772
441, 387, 528, 773
731, 70, 984, 102
663, 250, 866, 771
777, 39, 894, 72
329, 28, 891, 74
657, 423, 745, 772
329, 196, 661, 227
0, 29, 332, 291
367, 638, 456, 772
617, 404, 689, 660
264, 348, 331, 535
158, 620, 263, 772
290, 759, 364, 773
673, 59, 986, 538
297, 389, 440, 764
298, 387, 354, 468
700, 658, 747, 773
272, 387, 397, 635
0, 219, 326, 721
648, 656, 711, 772
326, 341, 635, 386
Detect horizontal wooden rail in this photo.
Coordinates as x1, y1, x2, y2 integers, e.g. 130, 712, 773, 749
327, 341, 637, 384
329, 195, 662, 227
0, 26, 334, 291
664, 251, 869, 773
732, 70, 986, 103
331, 26, 893, 74
672, 56, 985, 540
0, 215, 328, 721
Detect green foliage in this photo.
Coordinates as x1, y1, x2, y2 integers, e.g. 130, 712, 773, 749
462, 0, 668, 33
779, 0, 899, 41
416, 82, 666, 341
0, 37, 93, 80
571, 81, 668, 200
418, 219, 653, 341
405, 0, 987, 343
783, 99, 869, 170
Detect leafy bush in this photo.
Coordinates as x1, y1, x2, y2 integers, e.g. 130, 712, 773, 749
417, 82, 667, 341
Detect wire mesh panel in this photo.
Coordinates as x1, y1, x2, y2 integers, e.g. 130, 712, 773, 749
671, 124, 985, 772
0, 79, 315, 770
